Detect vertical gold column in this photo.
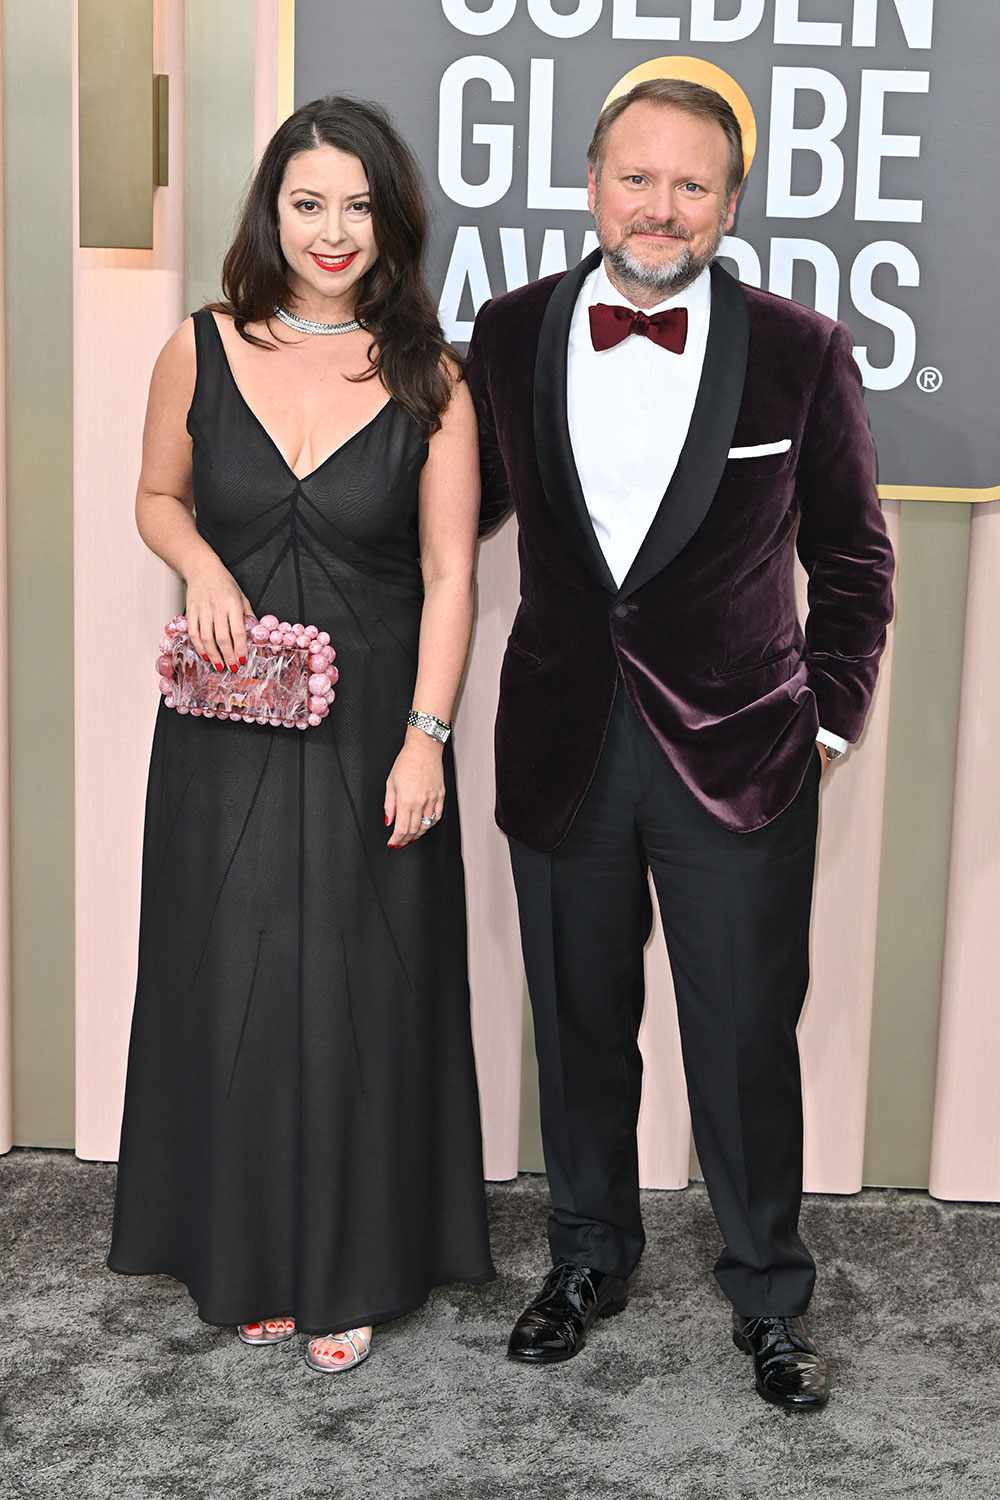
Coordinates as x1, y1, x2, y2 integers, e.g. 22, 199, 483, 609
0, 0, 12, 1156
863, 503, 972, 1186
184, 0, 257, 313
5, 0, 76, 1145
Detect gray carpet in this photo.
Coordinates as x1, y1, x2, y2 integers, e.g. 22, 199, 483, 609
1, 1151, 999, 1500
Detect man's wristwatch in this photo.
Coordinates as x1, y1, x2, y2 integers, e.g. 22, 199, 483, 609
407, 709, 451, 744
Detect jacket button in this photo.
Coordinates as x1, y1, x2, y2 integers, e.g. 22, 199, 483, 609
613, 604, 631, 620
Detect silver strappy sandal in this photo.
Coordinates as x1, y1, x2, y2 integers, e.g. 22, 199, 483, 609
305, 1326, 373, 1373
238, 1316, 297, 1346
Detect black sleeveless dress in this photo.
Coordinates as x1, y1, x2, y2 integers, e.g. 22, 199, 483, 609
108, 311, 496, 1332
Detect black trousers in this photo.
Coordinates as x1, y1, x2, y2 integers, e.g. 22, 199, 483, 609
508, 684, 821, 1317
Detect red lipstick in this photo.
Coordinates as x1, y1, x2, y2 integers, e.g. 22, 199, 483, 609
309, 251, 359, 273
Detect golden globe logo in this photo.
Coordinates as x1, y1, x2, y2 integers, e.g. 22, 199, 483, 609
601, 56, 758, 176
437, 2, 934, 393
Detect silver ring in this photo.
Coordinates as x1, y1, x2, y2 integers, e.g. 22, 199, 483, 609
421, 816, 435, 827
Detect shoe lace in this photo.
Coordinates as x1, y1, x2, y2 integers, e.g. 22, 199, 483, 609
743, 1315, 809, 1357
542, 1263, 594, 1302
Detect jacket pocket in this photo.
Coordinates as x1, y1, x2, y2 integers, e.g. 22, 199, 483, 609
722, 442, 795, 482
713, 643, 798, 680
507, 637, 544, 667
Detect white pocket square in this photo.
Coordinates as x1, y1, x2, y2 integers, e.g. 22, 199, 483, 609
727, 439, 792, 459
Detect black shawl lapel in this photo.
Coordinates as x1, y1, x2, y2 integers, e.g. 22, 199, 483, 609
533, 247, 618, 594
617, 261, 749, 600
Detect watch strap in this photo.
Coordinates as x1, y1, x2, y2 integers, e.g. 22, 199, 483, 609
407, 709, 451, 744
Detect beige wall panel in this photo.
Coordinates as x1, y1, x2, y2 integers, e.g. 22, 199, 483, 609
930, 501, 1000, 1201
184, 0, 256, 313
6, 0, 76, 1147
0, 0, 12, 1156
863, 503, 972, 1188
78, 0, 155, 250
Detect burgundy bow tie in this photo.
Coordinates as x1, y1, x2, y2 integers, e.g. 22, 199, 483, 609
588, 302, 689, 355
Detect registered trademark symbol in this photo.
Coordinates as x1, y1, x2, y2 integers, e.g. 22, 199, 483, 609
916, 366, 943, 393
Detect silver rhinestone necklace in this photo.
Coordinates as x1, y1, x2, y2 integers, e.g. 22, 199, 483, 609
273, 304, 362, 336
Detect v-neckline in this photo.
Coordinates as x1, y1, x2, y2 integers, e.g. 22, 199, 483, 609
207, 311, 394, 484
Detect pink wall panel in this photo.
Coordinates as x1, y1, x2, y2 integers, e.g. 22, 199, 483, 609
457, 523, 526, 1181
637, 910, 693, 1191
254, 0, 280, 160
798, 504, 899, 1193
0, 0, 13, 1157
74, 1, 185, 1160
929, 501, 1000, 1201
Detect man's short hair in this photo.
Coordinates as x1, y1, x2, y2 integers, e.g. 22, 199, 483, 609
588, 78, 745, 198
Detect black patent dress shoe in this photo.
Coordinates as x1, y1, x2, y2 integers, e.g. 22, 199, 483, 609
732, 1312, 831, 1410
507, 1263, 629, 1364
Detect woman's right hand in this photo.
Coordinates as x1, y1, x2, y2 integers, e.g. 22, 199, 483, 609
184, 560, 254, 671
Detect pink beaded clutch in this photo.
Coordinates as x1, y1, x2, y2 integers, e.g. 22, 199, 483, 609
156, 613, 338, 730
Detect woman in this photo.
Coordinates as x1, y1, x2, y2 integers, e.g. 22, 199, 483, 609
108, 96, 496, 1371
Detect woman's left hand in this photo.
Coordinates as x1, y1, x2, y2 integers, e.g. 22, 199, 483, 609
384, 734, 446, 848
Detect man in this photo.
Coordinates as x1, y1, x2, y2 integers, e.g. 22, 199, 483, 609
465, 79, 894, 1411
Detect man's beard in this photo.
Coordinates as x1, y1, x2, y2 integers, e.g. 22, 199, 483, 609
597, 203, 729, 298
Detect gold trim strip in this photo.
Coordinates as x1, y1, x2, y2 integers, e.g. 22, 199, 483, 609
277, 0, 295, 126
878, 485, 999, 505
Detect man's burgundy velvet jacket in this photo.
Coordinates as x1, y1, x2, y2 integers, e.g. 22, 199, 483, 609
465, 249, 895, 850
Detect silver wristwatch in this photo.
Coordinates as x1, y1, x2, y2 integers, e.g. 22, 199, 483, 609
407, 709, 451, 744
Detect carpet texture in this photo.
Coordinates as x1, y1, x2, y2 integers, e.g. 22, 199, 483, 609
1, 1150, 998, 1499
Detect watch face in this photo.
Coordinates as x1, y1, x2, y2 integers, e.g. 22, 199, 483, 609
410, 711, 450, 743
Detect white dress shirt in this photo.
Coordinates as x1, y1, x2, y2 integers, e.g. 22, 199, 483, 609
565, 258, 847, 755
567, 259, 711, 591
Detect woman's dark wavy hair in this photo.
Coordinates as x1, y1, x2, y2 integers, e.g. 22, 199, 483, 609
206, 95, 456, 436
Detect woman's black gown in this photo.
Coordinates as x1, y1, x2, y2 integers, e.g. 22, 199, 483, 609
108, 311, 495, 1332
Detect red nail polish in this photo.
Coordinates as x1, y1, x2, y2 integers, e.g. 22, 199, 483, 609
239, 656, 246, 666
214, 663, 223, 672
201, 654, 210, 662
384, 815, 391, 827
